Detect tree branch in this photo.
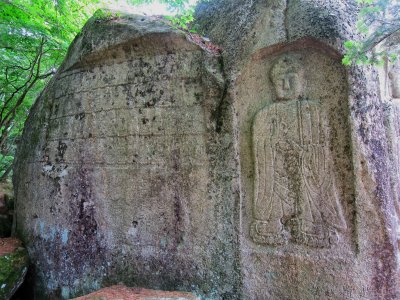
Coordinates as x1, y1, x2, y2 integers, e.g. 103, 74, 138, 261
0, 38, 46, 128
360, 26, 400, 56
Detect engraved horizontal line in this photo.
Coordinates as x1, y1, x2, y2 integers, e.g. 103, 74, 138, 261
54, 76, 202, 100
29, 161, 209, 168
49, 105, 204, 120
58, 54, 202, 79
46, 132, 208, 142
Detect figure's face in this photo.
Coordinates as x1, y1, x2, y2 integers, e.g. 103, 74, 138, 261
272, 71, 302, 101
389, 69, 400, 99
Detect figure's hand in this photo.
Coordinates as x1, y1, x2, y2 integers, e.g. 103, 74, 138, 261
275, 140, 290, 151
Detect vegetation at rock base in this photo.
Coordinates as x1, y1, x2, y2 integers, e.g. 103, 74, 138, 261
343, 0, 400, 65
0, 0, 195, 182
0, 245, 29, 299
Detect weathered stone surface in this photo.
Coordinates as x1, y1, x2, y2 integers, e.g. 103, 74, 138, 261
195, 0, 400, 299
13, 12, 239, 299
73, 285, 198, 300
0, 238, 29, 300
14, 1, 400, 299
195, 0, 357, 71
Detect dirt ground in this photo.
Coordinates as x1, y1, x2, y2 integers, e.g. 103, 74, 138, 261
0, 238, 21, 257
74, 285, 198, 300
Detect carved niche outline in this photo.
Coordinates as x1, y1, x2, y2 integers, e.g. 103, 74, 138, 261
250, 55, 347, 248
386, 61, 400, 245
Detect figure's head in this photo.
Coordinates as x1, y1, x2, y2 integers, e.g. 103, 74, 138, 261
389, 63, 400, 99
270, 56, 304, 101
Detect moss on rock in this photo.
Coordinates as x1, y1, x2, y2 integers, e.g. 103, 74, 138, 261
0, 243, 29, 299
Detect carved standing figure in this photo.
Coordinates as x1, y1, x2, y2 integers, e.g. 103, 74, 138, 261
250, 56, 346, 248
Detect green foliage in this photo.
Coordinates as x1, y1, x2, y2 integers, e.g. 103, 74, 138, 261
92, 8, 122, 22
165, 6, 195, 30
0, 0, 101, 181
162, 0, 190, 11
0, 154, 13, 177
127, 0, 197, 30
343, 0, 400, 65
127, 0, 191, 13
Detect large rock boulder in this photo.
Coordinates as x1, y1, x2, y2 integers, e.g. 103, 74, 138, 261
13, 12, 239, 299
194, 0, 399, 299
14, 1, 400, 299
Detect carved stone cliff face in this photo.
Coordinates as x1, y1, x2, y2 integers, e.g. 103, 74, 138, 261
13, 13, 239, 299
13, 1, 400, 299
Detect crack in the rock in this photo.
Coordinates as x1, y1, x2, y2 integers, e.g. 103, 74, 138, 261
284, 0, 290, 41
215, 55, 229, 133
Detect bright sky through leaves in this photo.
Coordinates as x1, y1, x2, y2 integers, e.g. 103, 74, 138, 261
106, 0, 198, 15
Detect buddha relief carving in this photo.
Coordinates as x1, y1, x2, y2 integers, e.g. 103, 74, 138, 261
250, 56, 347, 248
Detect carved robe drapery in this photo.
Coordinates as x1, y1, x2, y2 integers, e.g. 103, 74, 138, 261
251, 99, 346, 247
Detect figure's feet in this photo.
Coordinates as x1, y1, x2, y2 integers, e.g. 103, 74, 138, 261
250, 220, 290, 245
288, 219, 338, 248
